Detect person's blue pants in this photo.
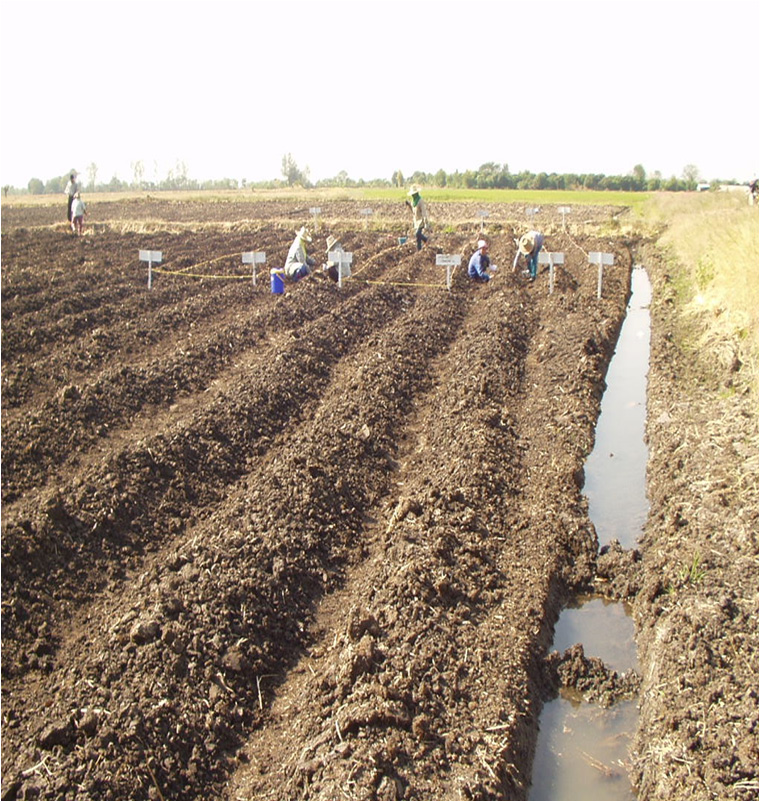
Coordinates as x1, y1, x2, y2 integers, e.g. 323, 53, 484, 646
527, 253, 538, 278
416, 227, 428, 251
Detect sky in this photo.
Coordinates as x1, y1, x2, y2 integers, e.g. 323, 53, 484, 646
1, 0, 758, 188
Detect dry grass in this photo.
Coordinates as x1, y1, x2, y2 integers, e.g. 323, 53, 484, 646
641, 191, 759, 396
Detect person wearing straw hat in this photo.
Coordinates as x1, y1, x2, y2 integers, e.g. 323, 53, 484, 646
64, 170, 81, 224
322, 234, 345, 282
284, 226, 316, 281
405, 185, 430, 251
516, 230, 545, 281
468, 239, 495, 282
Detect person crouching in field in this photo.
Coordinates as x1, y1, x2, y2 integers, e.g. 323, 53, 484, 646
515, 230, 545, 281
323, 234, 345, 282
284, 226, 316, 281
468, 239, 495, 282
71, 192, 86, 235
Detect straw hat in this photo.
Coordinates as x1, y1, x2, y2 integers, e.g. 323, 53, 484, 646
518, 233, 535, 255
296, 226, 312, 243
477, 239, 488, 249
326, 235, 340, 251
408, 185, 421, 196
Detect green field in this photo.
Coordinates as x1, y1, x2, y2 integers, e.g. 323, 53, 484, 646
2, 186, 651, 209
362, 186, 652, 208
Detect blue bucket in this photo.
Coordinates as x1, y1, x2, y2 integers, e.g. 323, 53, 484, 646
270, 269, 285, 294
398, 236, 408, 245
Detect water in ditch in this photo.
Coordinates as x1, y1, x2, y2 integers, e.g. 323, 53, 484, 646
528, 266, 651, 801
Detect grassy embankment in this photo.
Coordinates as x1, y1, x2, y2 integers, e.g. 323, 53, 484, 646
639, 191, 759, 399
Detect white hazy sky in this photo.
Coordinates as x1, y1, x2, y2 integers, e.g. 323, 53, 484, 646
1, 0, 758, 188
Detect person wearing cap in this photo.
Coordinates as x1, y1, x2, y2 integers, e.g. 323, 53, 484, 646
284, 226, 316, 281
405, 185, 430, 251
516, 230, 545, 281
468, 239, 494, 282
323, 234, 345, 282
64, 171, 80, 223
70, 192, 86, 235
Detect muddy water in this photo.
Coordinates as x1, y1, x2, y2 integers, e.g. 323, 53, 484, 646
583, 266, 652, 549
529, 267, 651, 800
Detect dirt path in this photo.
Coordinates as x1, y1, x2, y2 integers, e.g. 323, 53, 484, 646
1, 198, 756, 800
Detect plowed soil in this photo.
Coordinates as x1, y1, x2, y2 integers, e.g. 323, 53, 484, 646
1, 196, 757, 801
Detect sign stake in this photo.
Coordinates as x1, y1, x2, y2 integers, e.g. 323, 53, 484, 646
329, 250, 353, 289
436, 254, 461, 291
243, 251, 266, 286
139, 249, 162, 289
588, 252, 614, 299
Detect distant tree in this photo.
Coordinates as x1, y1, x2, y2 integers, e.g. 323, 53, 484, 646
131, 160, 145, 189
86, 162, 98, 191
27, 177, 44, 194
108, 175, 126, 191
631, 164, 646, 189
682, 164, 700, 189
434, 169, 447, 187
392, 169, 404, 188
281, 153, 308, 186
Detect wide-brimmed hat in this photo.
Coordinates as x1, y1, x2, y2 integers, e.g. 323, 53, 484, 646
408, 185, 421, 197
296, 226, 312, 243
518, 233, 535, 255
326, 235, 340, 251
477, 239, 488, 249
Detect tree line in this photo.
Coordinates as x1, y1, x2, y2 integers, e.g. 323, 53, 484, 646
3, 157, 743, 197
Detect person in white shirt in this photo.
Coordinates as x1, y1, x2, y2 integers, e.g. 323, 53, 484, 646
71, 192, 86, 235
64, 171, 80, 223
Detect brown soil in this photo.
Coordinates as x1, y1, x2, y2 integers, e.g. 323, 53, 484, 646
1, 197, 756, 801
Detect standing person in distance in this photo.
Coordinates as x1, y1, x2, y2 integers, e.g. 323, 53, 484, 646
70, 192, 86, 235
64, 170, 80, 224
515, 230, 545, 281
406, 185, 430, 251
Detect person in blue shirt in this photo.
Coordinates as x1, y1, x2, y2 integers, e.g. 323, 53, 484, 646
516, 230, 545, 280
468, 239, 493, 282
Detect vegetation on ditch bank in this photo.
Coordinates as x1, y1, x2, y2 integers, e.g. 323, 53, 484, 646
640, 191, 758, 399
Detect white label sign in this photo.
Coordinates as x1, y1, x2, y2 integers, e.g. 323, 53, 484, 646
328, 251, 352, 264
242, 251, 266, 264
139, 250, 162, 263
309, 207, 321, 215
436, 254, 461, 267
588, 252, 614, 266
538, 252, 565, 265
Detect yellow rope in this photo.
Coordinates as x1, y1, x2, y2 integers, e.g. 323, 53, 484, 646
362, 279, 448, 289
152, 267, 253, 281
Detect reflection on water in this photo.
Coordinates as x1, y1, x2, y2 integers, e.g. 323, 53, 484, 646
529, 697, 638, 801
583, 266, 651, 549
553, 595, 638, 674
529, 266, 651, 800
